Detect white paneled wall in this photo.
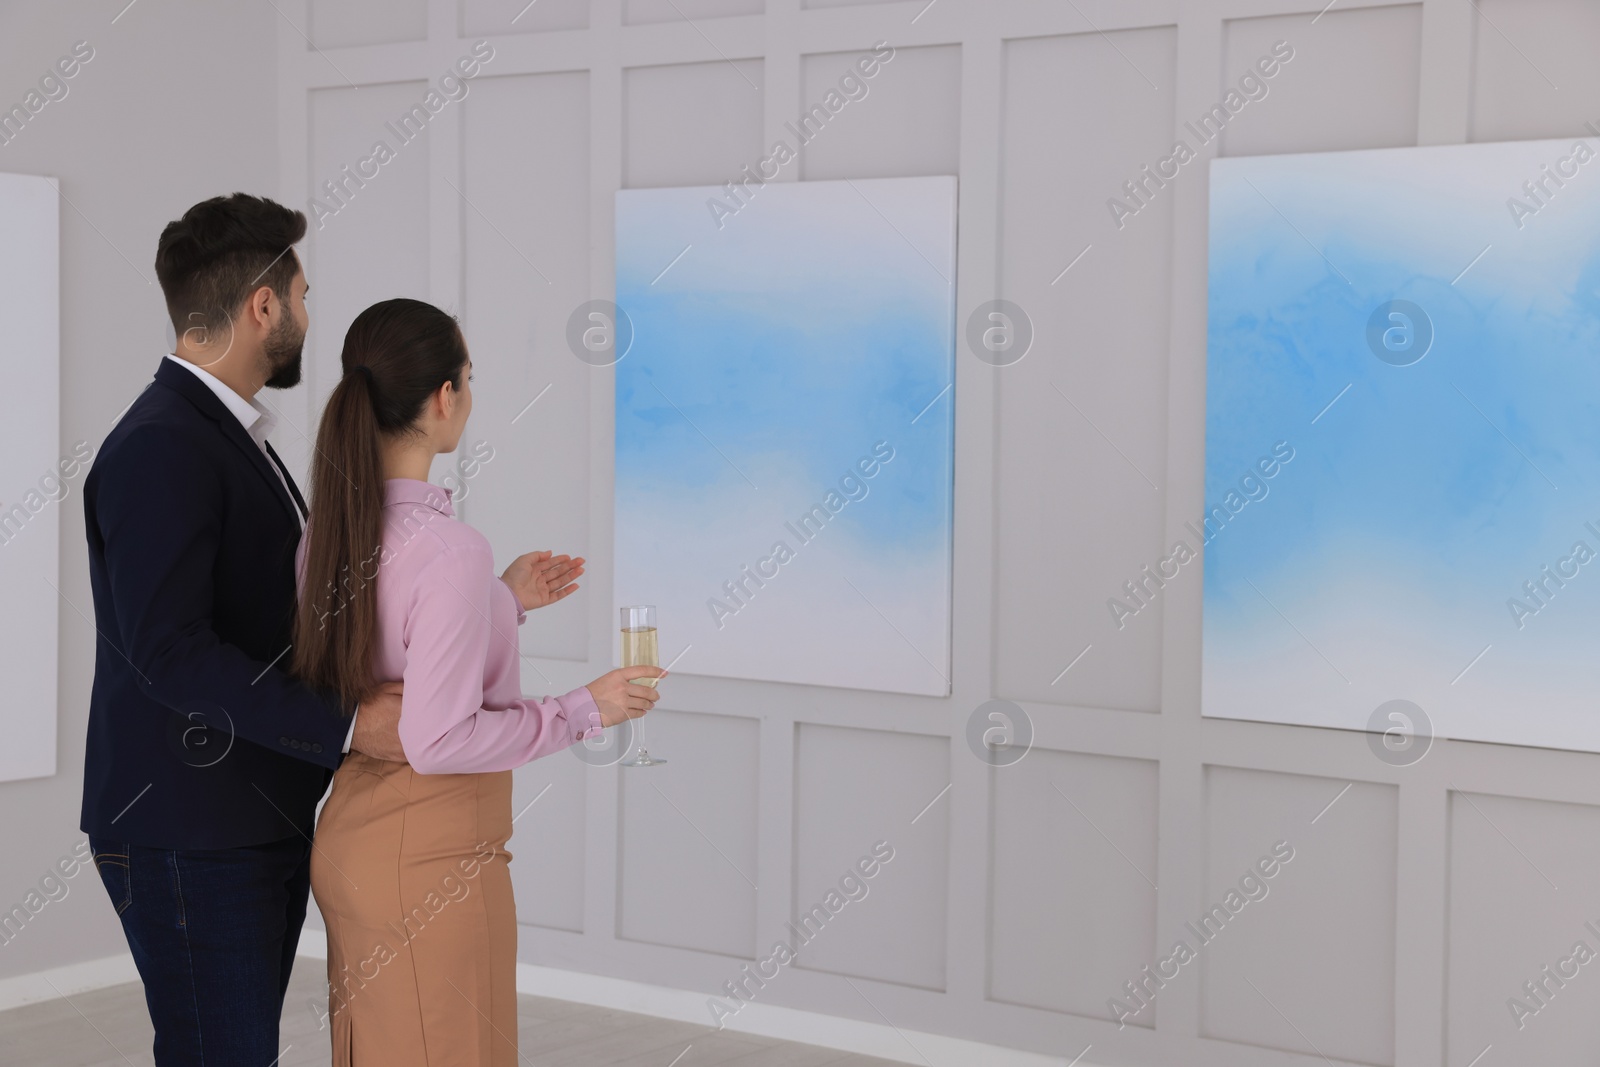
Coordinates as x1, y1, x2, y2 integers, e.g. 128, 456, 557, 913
793, 724, 950, 990
994, 25, 1176, 716
507, 733, 589, 932
276, 2, 1600, 1065
460, 69, 594, 661
623, 58, 766, 187
306, 81, 432, 403
309, 0, 428, 48
618, 710, 762, 958
1217, 6, 1423, 157
798, 43, 961, 179
1467, 0, 1600, 143
625, 0, 764, 24
460, 0, 591, 34
1198, 768, 1398, 1064
989, 751, 1160, 1022
1444, 791, 1600, 1066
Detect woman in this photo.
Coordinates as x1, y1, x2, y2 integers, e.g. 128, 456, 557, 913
290, 298, 663, 1065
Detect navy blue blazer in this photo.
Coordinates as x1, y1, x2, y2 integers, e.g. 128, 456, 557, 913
81, 358, 351, 850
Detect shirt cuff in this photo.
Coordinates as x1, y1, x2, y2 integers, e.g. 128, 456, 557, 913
498, 577, 527, 625
343, 705, 358, 754
567, 685, 604, 744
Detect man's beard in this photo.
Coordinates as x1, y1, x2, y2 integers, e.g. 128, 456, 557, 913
263, 313, 305, 389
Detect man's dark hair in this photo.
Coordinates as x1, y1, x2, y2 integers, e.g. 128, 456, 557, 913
154, 193, 306, 341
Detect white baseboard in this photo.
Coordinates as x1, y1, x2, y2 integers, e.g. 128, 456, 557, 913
298, 926, 1082, 1067
2, 931, 1085, 1067
0, 951, 140, 1012
509, 962, 1083, 1067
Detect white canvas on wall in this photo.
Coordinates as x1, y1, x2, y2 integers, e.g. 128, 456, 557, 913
0, 173, 60, 781
1205, 138, 1600, 753
613, 177, 957, 696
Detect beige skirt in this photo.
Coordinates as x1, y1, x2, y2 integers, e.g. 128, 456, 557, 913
310, 752, 517, 1066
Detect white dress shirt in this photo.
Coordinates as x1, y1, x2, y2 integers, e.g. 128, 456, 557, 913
163, 354, 357, 753
163, 354, 300, 525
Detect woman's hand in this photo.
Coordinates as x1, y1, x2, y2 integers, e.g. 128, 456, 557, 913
587, 666, 666, 728
501, 550, 585, 611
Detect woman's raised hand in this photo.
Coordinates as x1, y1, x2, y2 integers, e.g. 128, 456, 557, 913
501, 550, 586, 611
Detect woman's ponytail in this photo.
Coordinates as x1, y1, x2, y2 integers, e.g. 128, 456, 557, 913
291, 368, 385, 710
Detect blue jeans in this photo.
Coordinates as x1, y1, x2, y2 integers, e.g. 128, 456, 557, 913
89, 834, 313, 1066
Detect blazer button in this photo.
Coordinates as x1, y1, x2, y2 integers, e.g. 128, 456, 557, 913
312, 743, 323, 753
279, 736, 289, 746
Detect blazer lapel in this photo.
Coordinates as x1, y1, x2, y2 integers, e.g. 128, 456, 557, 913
264, 440, 309, 521
152, 359, 300, 527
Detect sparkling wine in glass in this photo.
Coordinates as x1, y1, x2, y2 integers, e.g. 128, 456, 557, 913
619, 605, 665, 766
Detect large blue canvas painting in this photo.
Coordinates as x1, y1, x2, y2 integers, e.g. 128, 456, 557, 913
1205, 138, 1600, 752
614, 177, 956, 696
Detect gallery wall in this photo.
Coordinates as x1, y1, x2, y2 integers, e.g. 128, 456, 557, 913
0, 172, 61, 787
281, 3, 1600, 1066
0, 0, 286, 989
6, 1, 1600, 1066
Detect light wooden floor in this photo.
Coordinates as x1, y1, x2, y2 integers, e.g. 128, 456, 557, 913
0, 957, 907, 1067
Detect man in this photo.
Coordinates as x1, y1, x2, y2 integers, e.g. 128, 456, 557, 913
81, 193, 404, 1065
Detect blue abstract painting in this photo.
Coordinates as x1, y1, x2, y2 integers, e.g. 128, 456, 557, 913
614, 177, 956, 695
1205, 138, 1600, 752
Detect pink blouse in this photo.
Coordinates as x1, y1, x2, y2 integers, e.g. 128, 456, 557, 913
297, 478, 601, 774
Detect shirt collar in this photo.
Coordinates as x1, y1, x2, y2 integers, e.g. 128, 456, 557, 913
384, 478, 455, 517
163, 353, 275, 440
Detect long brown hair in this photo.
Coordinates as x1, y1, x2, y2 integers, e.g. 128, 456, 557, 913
291, 298, 469, 711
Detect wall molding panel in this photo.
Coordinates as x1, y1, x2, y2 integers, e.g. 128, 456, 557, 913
271, 2, 1600, 1064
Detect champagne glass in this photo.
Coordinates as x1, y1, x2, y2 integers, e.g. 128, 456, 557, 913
619, 605, 665, 766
